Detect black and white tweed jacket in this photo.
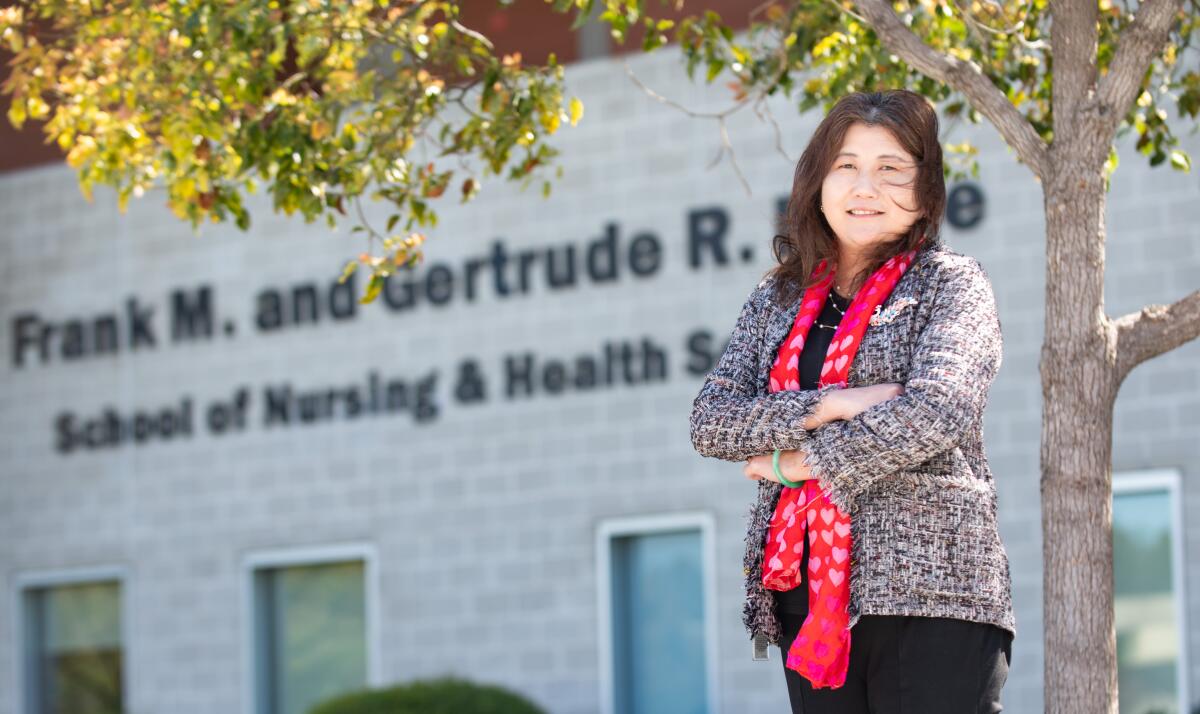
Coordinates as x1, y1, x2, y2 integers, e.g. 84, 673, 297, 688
689, 241, 1015, 655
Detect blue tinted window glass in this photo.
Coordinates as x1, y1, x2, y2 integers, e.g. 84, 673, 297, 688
256, 561, 366, 714
26, 581, 123, 714
611, 530, 707, 714
1113, 489, 1179, 714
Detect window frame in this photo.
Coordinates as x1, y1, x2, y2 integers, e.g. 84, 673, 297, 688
595, 511, 720, 714
11, 565, 131, 714
1112, 467, 1190, 714
240, 542, 381, 714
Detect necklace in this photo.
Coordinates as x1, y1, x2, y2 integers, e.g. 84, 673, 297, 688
814, 290, 850, 330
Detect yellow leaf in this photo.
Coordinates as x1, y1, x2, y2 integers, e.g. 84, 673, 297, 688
812, 32, 844, 57
7, 101, 26, 129
328, 70, 356, 91
269, 88, 297, 106
27, 96, 48, 120
568, 97, 583, 126
359, 274, 383, 304
66, 136, 97, 168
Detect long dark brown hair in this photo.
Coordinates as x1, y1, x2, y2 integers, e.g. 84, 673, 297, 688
767, 90, 946, 308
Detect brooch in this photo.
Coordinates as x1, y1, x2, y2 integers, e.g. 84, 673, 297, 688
869, 297, 918, 326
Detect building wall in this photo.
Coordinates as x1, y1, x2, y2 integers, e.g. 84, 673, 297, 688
1, 40, 1198, 714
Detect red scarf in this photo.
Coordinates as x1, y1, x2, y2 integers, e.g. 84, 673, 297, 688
762, 248, 919, 688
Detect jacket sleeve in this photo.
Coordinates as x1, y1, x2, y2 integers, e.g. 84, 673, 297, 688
799, 257, 1003, 513
689, 278, 844, 462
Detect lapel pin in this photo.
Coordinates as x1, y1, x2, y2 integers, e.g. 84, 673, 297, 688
869, 297, 918, 326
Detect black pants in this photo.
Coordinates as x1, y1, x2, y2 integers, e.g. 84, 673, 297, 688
775, 606, 1013, 713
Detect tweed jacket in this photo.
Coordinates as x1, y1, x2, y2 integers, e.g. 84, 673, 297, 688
689, 241, 1015, 655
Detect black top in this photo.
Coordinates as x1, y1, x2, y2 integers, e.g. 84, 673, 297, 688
798, 289, 853, 390
773, 287, 852, 614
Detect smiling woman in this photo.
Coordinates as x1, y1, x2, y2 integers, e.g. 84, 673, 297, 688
819, 123, 924, 294
689, 89, 1013, 714
821, 125, 922, 277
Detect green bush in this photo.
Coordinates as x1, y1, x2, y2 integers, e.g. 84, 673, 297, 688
307, 676, 547, 714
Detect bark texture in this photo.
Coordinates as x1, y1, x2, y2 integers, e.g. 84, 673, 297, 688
1040, 161, 1120, 714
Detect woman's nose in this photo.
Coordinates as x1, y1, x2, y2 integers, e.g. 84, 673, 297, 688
853, 172, 880, 195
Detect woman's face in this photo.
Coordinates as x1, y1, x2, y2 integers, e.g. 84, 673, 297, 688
820, 123, 922, 257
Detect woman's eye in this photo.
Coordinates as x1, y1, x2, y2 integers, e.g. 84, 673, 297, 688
882, 165, 896, 171
838, 163, 854, 169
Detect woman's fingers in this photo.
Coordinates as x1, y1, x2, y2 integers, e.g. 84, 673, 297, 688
744, 459, 765, 480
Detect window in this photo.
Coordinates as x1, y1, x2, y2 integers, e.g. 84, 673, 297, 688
17, 570, 125, 714
1112, 469, 1189, 714
245, 545, 379, 714
597, 513, 719, 714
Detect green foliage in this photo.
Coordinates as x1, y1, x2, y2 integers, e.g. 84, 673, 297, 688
556, 0, 1198, 184
306, 676, 547, 714
0, 1, 581, 300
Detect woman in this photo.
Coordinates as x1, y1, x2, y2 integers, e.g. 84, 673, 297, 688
689, 90, 1014, 713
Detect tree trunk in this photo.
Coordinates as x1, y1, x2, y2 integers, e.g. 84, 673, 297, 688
1040, 156, 1120, 714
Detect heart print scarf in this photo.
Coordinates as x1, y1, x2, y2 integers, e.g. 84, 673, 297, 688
762, 247, 919, 688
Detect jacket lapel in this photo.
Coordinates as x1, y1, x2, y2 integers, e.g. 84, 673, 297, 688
758, 293, 802, 392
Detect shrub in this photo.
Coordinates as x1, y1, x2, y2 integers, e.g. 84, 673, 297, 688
307, 676, 547, 714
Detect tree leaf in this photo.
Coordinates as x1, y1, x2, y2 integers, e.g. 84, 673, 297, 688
359, 274, 383, 304
1169, 149, 1191, 172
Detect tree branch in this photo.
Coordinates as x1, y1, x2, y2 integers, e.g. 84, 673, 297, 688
620, 61, 754, 196
850, 0, 1050, 181
1112, 288, 1200, 382
1095, 0, 1187, 141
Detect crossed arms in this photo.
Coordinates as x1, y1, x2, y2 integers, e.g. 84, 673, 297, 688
688, 257, 1002, 512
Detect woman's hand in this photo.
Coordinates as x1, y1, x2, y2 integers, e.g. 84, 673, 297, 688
744, 449, 816, 484
826, 382, 905, 421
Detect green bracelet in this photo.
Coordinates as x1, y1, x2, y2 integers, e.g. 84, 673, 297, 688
773, 448, 804, 488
